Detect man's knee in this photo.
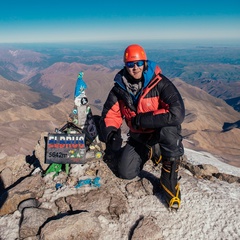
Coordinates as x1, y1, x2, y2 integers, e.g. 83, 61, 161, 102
118, 161, 140, 180
118, 169, 138, 180
117, 143, 143, 180
160, 126, 180, 142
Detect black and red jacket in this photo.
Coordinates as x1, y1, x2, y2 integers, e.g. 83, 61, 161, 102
100, 60, 185, 142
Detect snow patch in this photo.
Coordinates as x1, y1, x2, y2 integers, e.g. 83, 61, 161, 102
185, 148, 240, 177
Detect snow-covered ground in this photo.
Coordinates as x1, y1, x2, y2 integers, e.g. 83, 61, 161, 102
185, 148, 240, 177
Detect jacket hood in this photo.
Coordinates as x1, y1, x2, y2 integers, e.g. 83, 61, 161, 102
114, 60, 161, 88
143, 60, 161, 88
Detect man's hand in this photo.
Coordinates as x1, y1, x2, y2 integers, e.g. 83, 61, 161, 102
107, 131, 122, 152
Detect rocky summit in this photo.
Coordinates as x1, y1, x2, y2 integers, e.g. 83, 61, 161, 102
0, 132, 239, 240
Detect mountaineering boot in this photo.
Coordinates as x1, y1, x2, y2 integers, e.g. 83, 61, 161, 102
160, 157, 181, 209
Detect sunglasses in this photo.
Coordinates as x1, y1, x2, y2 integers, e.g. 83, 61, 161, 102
125, 60, 145, 68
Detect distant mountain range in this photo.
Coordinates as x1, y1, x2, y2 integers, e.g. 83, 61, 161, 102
0, 44, 239, 167
0, 44, 239, 111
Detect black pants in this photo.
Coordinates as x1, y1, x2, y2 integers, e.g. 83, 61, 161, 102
118, 126, 184, 179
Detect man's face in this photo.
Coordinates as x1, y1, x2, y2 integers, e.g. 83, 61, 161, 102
125, 60, 144, 80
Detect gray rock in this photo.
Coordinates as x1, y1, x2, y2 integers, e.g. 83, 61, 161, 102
0, 155, 31, 188
125, 178, 153, 198
0, 174, 45, 216
19, 207, 54, 239
40, 212, 101, 240
18, 198, 40, 213
131, 216, 163, 240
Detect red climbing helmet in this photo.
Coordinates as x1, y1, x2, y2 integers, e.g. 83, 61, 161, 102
123, 44, 147, 63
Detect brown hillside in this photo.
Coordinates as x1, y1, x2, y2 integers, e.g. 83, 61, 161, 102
0, 99, 72, 156
0, 76, 41, 111
172, 78, 240, 167
38, 62, 118, 101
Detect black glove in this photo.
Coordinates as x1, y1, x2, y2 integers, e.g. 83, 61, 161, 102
107, 131, 122, 152
131, 114, 141, 129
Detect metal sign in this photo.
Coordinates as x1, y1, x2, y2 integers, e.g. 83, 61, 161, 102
46, 133, 86, 164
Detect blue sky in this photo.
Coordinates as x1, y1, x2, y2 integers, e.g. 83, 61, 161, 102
0, 0, 240, 43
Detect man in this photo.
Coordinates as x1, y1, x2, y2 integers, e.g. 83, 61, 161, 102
100, 44, 185, 209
